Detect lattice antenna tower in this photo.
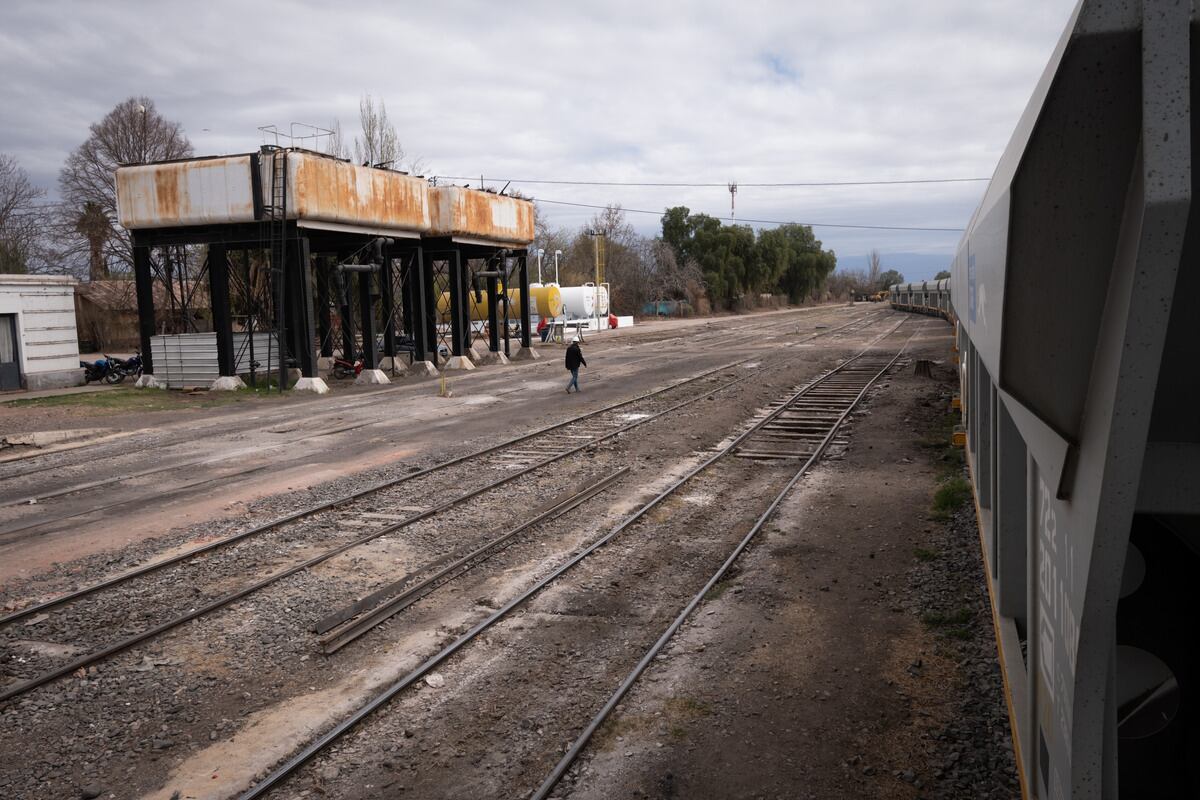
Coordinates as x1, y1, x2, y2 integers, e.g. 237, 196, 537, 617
728, 181, 737, 219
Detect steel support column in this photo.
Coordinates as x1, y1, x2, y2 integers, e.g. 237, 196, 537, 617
517, 250, 532, 349
338, 252, 355, 361
358, 268, 377, 370
419, 247, 437, 364
404, 248, 429, 362
486, 272, 500, 352
133, 244, 156, 374
290, 236, 317, 378
448, 251, 466, 358
380, 248, 397, 361
208, 243, 235, 376
420, 248, 444, 364
316, 256, 333, 358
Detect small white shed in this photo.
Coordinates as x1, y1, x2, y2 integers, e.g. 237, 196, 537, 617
0, 275, 83, 391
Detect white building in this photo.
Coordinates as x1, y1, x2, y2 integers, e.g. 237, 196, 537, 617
0, 275, 83, 392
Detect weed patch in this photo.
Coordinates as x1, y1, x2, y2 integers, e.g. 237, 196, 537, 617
921, 607, 972, 628
703, 580, 731, 602
913, 547, 940, 562
932, 475, 972, 520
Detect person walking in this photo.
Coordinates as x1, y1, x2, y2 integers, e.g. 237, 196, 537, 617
537, 315, 550, 343
565, 336, 587, 393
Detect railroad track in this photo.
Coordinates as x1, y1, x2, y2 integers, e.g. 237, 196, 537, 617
0, 344, 803, 703
0, 308, 844, 485
0, 307, 888, 544
235, 318, 919, 800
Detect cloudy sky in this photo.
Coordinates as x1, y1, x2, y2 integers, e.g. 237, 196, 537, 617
1, 0, 1078, 280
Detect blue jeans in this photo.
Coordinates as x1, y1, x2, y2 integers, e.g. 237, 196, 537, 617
567, 368, 579, 392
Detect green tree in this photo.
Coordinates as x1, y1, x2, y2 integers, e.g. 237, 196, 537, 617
934, 269, 951, 280
878, 269, 905, 289
659, 208, 836, 309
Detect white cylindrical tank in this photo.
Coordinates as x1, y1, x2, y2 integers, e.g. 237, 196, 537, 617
558, 285, 595, 319
595, 284, 610, 316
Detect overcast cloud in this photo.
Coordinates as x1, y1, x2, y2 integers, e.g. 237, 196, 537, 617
0, 0, 1079, 279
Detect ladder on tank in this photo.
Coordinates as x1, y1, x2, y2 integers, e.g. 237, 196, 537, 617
261, 146, 289, 392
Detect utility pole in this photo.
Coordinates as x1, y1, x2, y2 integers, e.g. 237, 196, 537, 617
587, 230, 606, 329
728, 180, 737, 219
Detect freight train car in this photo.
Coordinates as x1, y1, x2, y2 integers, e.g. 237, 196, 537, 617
939, 2, 1198, 798
889, 279, 950, 319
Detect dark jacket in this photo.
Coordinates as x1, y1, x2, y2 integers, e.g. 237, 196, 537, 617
565, 343, 586, 370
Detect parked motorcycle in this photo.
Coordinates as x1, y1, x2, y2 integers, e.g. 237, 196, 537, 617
109, 352, 143, 382
330, 355, 363, 379
81, 356, 117, 384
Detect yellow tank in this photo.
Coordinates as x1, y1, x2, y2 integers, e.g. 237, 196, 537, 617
437, 284, 564, 322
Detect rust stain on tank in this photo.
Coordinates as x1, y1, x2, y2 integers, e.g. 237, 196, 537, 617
153, 168, 182, 220
428, 186, 534, 243
290, 153, 429, 231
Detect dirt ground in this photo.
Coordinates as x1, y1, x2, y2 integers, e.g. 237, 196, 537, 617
0, 308, 1018, 800
561, 329, 1019, 800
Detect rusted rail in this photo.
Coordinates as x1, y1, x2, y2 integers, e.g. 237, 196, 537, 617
236, 320, 913, 800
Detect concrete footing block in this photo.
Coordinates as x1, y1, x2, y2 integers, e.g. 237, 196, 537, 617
509, 346, 541, 361
135, 374, 166, 389
474, 350, 510, 366
317, 356, 334, 371
409, 360, 439, 377
210, 375, 247, 391
354, 368, 391, 385
294, 376, 331, 394
286, 367, 302, 384
379, 357, 409, 376
443, 356, 476, 371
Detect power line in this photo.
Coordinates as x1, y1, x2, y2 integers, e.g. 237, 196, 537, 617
532, 197, 966, 233
435, 175, 989, 188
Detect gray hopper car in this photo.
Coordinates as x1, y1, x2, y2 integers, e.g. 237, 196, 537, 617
891, 2, 1199, 797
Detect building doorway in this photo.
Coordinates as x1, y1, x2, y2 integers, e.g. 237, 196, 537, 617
0, 314, 21, 391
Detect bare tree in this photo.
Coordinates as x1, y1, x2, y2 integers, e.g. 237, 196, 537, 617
826, 269, 871, 300
645, 238, 703, 303
332, 94, 428, 173
354, 94, 401, 167
0, 154, 47, 274
75, 202, 111, 281
866, 249, 882, 289
59, 97, 192, 273
325, 119, 350, 160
